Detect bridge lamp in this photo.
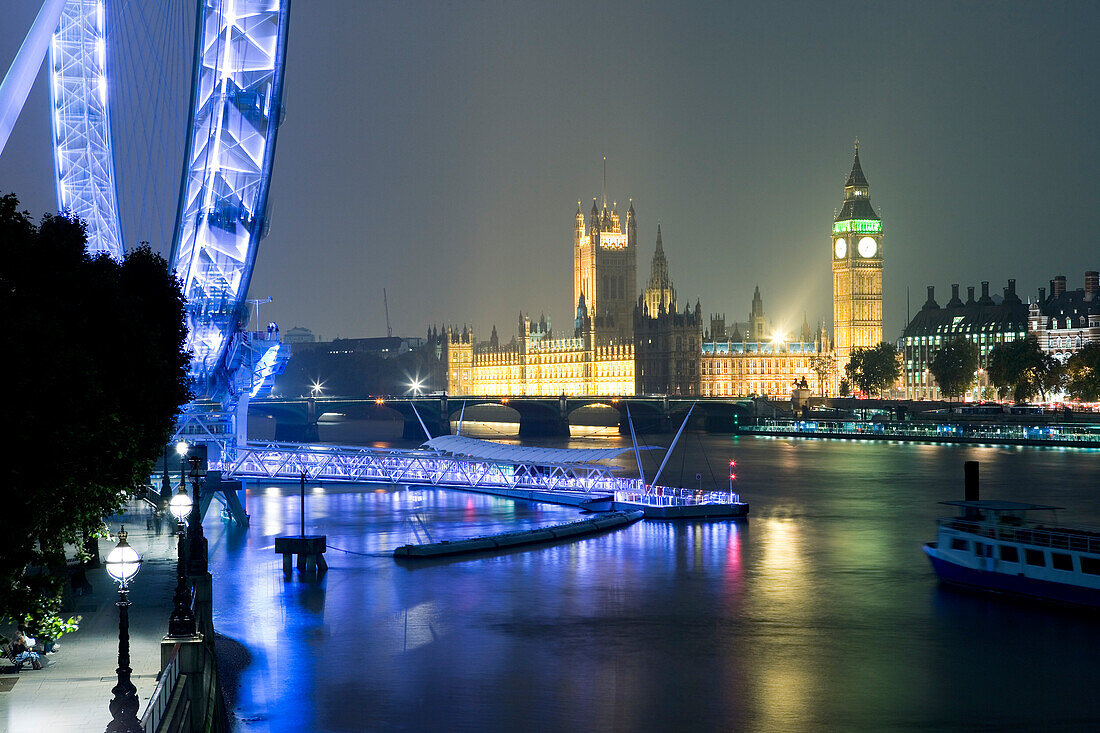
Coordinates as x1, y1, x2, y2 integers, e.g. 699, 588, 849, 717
310, 380, 325, 396
407, 377, 425, 395
175, 440, 189, 456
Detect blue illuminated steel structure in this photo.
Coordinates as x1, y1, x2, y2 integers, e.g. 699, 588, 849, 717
49, 0, 125, 259
170, 0, 292, 398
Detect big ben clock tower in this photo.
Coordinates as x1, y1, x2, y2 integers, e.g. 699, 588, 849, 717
832, 141, 883, 371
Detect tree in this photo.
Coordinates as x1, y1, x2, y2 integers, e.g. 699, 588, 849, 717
928, 338, 980, 399
0, 194, 190, 639
809, 352, 837, 396
1065, 342, 1100, 402
839, 378, 851, 397
987, 335, 1062, 403
844, 343, 901, 397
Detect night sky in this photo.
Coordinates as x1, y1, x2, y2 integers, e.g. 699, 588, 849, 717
1, 1, 1097, 342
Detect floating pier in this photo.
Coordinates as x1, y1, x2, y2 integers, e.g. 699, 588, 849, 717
394, 510, 644, 558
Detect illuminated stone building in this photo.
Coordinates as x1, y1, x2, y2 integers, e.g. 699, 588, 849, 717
832, 143, 883, 371
634, 228, 702, 395
444, 185, 642, 396
1029, 272, 1100, 363
444, 305, 634, 396
902, 281, 1027, 399
699, 289, 836, 398
574, 190, 638, 344
642, 224, 675, 317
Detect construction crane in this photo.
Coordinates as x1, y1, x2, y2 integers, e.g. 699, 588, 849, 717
383, 288, 393, 338
246, 297, 273, 332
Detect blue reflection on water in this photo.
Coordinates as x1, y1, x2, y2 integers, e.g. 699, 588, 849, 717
207, 435, 1100, 732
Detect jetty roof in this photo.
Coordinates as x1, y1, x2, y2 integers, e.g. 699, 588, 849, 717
423, 435, 650, 465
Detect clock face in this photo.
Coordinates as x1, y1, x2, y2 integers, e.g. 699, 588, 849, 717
834, 238, 847, 258
858, 236, 878, 258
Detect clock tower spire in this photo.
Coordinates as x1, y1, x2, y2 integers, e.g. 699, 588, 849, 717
832, 141, 883, 374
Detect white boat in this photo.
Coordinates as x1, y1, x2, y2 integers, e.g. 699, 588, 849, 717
924, 496, 1100, 607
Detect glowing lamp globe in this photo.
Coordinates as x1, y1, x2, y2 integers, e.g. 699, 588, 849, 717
105, 528, 141, 585
175, 441, 189, 456
169, 489, 193, 522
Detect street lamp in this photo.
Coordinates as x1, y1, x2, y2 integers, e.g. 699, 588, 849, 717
104, 527, 142, 733
186, 455, 209, 577
175, 441, 188, 498
167, 485, 196, 638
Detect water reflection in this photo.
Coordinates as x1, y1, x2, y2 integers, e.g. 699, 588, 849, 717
205, 437, 1100, 732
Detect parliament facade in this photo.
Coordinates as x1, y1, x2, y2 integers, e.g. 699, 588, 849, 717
442, 147, 879, 398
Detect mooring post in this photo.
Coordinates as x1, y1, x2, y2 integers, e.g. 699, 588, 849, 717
300, 472, 306, 537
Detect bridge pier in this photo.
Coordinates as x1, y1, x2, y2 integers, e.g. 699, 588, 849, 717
517, 414, 570, 437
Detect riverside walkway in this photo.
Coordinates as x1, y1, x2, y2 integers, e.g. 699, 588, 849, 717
0, 503, 183, 732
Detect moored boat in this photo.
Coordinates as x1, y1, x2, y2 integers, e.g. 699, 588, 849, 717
924, 461, 1100, 607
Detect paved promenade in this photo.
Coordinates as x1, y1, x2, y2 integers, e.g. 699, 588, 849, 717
0, 501, 184, 732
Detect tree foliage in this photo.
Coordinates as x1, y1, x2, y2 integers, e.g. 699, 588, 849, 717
0, 194, 190, 637
1065, 342, 1100, 402
928, 338, 980, 399
809, 352, 837, 396
844, 343, 901, 397
987, 335, 1062, 403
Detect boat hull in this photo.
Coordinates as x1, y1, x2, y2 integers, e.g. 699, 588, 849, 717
924, 544, 1100, 608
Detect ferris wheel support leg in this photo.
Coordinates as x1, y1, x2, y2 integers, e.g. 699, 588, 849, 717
0, 0, 66, 156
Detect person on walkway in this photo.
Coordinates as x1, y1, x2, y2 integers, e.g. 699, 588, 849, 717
11, 631, 43, 670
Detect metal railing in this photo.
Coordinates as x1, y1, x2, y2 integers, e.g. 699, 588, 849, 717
140, 643, 181, 733
942, 519, 1100, 555
213, 442, 738, 508
747, 419, 1100, 445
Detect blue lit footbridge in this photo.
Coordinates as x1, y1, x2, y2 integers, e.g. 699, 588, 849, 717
2, 0, 294, 466
214, 437, 749, 519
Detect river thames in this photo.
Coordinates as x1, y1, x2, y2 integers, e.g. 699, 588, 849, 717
206, 427, 1100, 732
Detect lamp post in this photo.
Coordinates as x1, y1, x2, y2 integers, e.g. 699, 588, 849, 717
187, 454, 208, 576
175, 440, 188, 496
167, 486, 196, 638
105, 527, 142, 733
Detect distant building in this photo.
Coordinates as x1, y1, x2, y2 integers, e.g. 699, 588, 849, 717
1028, 271, 1100, 363
642, 224, 675, 318
902, 281, 1027, 400
700, 290, 835, 398
283, 326, 316, 343
296, 336, 419, 357
634, 301, 703, 396
574, 188, 638, 345
443, 306, 634, 396
832, 144, 884, 373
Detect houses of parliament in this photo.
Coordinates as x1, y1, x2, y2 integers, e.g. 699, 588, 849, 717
437, 146, 882, 398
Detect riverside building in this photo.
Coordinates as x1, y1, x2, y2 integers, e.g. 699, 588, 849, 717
1028, 272, 1100, 363
902, 281, 1027, 400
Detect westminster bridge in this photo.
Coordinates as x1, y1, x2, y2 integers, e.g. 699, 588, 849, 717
249, 395, 756, 441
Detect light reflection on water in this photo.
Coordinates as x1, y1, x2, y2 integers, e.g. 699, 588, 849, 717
207, 435, 1100, 732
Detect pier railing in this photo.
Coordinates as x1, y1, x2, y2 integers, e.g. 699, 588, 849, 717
747, 419, 1100, 446
217, 441, 630, 496
213, 442, 741, 508
942, 519, 1100, 555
